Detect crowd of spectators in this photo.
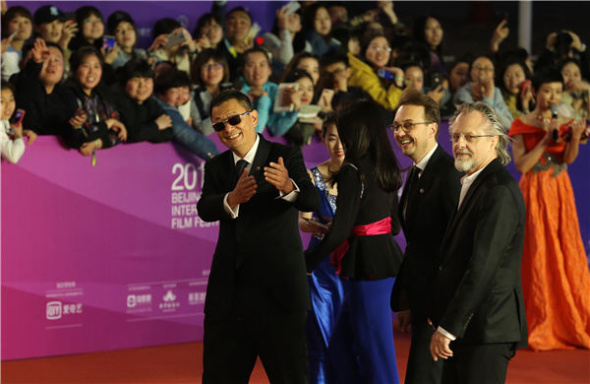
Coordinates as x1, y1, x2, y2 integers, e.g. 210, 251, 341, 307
1, 1, 589, 164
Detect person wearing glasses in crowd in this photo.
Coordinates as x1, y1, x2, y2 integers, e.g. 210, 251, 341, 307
305, 99, 403, 384
197, 89, 320, 384
190, 48, 231, 136
390, 90, 461, 384
454, 56, 513, 130
347, 33, 404, 111
429, 102, 527, 384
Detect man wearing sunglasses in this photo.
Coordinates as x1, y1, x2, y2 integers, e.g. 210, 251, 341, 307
429, 103, 527, 384
197, 90, 320, 384
390, 90, 462, 384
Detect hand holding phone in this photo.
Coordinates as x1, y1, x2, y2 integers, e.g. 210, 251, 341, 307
163, 29, 187, 50
10, 109, 25, 126
102, 35, 116, 53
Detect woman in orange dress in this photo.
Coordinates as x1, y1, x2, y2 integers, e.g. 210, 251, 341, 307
508, 67, 590, 351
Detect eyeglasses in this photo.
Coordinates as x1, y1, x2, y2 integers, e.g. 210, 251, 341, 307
368, 45, 392, 53
450, 133, 496, 143
388, 121, 433, 133
202, 63, 223, 71
212, 111, 251, 132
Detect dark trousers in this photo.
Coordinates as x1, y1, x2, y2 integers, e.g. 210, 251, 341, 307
441, 342, 517, 384
202, 272, 308, 384
404, 315, 443, 384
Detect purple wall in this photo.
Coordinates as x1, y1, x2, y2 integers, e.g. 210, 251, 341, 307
6, 1, 283, 48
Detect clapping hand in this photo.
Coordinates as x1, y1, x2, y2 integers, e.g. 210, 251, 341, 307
264, 157, 294, 194
228, 168, 257, 207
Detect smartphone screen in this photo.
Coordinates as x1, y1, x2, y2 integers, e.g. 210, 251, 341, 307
10, 109, 26, 125
103, 35, 115, 52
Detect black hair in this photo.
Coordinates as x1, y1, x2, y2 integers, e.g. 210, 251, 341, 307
191, 48, 230, 86
119, 58, 154, 86
193, 13, 222, 39
413, 15, 443, 57
107, 11, 135, 35
1, 79, 15, 94
532, 67, 564, 92
153, 18, 181, 39
270, 8, 306, 54
155, 68, 190, 95
1, 6, 33, 38
281, 52, 319, 83
209, 89, 253, 116
321, 112, 337, 137
302, 3, 330, 36
241, 46, 271, 68
336, 99, 401, 192
359, 33, 391, 66
70, 46, 104, 72
283, 69, 314, 84
319, 51, 349, 69
497, 57, 532, 91
226, 7, 253, 25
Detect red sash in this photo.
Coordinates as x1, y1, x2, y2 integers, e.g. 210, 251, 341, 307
330, 217, 392, 275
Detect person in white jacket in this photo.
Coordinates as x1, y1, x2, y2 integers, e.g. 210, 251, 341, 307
1, 81, 25, 163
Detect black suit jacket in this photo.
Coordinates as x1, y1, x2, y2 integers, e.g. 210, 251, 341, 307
391, 145, 462, 315
197, 136, 320, 316
429, 158, 527, 347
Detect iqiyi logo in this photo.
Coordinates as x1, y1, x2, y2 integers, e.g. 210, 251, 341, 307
46, 301, 62, 320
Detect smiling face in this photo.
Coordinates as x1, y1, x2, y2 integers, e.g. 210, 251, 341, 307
243, 51, 271, 88
503, 63, 526, 95
0, 88, 16, 120
114, 21, 136, 51
200, 59, 225, 87
75, 54, 102, 94
322, 122, 344, 164
424, 17, 443, 49
39, 46, 64, 87
365, 36, 390, 68
451, 111, 498, 175
393, 104, 437, 163
296, 57, 320, 85
211, 98, 258, 158
37, 19, 64, 43
125, 77, 154, 104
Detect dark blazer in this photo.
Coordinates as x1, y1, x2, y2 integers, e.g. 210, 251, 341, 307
429, 158, 527, 347
391, 145, 462, 315
197, 135, 320, 316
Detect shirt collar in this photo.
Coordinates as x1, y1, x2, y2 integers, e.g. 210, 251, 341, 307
232, 134, 260, 165
414, 143, 438, 172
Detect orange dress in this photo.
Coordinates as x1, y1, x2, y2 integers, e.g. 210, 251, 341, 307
509, 119, 590, 351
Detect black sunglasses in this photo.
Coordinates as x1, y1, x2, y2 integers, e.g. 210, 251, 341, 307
212, 111, 252, 132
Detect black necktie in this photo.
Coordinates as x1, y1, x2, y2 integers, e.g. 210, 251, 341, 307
234, 159, 249, 187
403, 166, 420, 219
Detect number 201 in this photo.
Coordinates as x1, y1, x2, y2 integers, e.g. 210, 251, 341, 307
171, 163, 198, 191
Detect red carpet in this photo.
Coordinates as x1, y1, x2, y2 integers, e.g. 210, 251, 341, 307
2, 329, 589, 383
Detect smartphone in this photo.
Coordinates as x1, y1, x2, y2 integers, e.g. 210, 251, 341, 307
246, 23, 261, 43
163, 30, 186, 50
102, 35, 115, 52
521, 79, 531, 94
377, 68, 394, 80
429, 72, 443, 89
10, 109, 25, 125
284, 1, 301, 16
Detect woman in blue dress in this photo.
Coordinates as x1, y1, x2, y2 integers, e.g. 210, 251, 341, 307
299, 115, 346, 384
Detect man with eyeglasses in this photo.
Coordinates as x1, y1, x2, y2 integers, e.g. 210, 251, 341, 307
390, 90, 461, 384
197, 90, 320, 384
429, 102, 527, 384
453, 56, 513, 130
